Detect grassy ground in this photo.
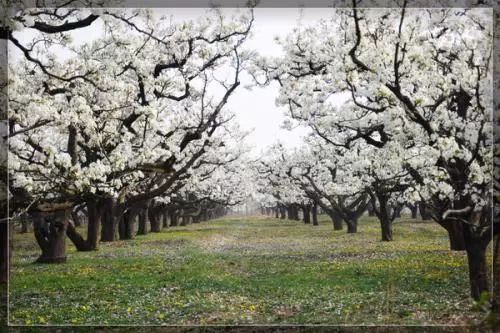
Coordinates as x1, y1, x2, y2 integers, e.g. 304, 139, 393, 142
8, 215, 491, 326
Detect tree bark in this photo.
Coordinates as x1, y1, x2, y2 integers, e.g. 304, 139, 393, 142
137, 207, 149, 235
380, 218, 393, 241
149, 207, 161, 232
367, 202, 375, 217
346, 219, 357, 233
66, 200, 100, 251
66, 221, 90, 250
86, 200, 100, 249
437, 219, 466, 251
373, 194, 393, 242
303, 206, 311, 224
419, 202, 432, 220
329, 211, 343, 230
71, 209, 81, 227
392, 205, 402, 219
312, 202, 319, 226
0, 218, 9, 283
410, 205, 418, 219
463, 227, 489, 301
293, 206, 300, 221
119, 209, 135, 240
100, 198, 118, 242
20, 214, 29, 233
162, 210, 169, 228
33, 210, 69, 263
169, 210, 179, 227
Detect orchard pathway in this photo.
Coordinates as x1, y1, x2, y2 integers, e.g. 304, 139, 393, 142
8, 215, 482, 325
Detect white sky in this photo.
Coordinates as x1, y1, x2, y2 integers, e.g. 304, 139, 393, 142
10, 8, 337, 156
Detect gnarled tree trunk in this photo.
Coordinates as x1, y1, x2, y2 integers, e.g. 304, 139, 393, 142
33, 209, 69, 263
66, 200, 100, 251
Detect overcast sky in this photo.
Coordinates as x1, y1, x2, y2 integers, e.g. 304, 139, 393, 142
10, 8, 337, 156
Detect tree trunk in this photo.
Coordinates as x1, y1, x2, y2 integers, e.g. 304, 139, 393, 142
346, 219, 357, 234
119, 209, 135, 240
329, 211, 343, 230
303, 206, 311, 224
275, 207, 279, 219
169, 210, 179, 227
71, 210, 81, 227
67, 200, 100, 251
375, 195, 393, 242
448, 222, 466, 251
149, 205, 161, 232
66, 221, 90, 250
293, 206, 300, 221
466, 245, 489, 301
137, 208, 148, 235
33, 210, 69, 263
20, 214, 29, 233
280, 207, 286, 219
86, 200, 100, 249
312, 202, 319, 226
183, 216, 188, 226
493, 231, 500, 315
463, 230, 489, 301
438, 219, 466, 251
0, 218, 9, 283
380, 218, 393, 241
419, 202, 431, 220
409, 204, 418, 219
162, 210, 169, 228
367, 202, 375, 217
100, 198, 118, 242
392, 205, 402, 219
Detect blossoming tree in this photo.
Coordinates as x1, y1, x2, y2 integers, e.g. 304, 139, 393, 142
252, 4, 495, 300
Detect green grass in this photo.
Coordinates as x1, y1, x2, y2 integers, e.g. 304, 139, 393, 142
7, 215, 491, 326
